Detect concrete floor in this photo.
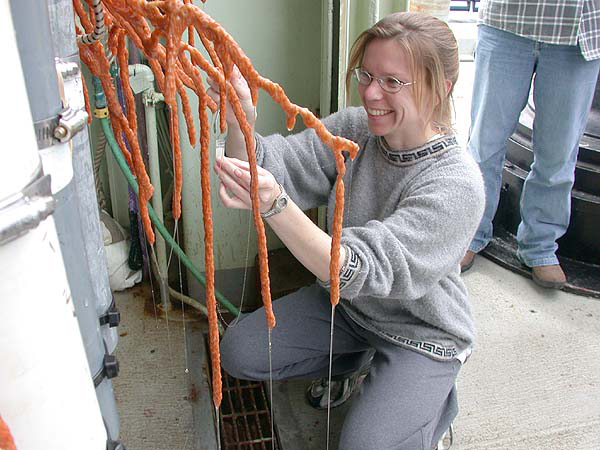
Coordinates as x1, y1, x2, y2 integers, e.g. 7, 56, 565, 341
112, 255, 600, 450
111, 14, 600, 450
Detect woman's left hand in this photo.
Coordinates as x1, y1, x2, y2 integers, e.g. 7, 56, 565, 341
214, 156, 280, 214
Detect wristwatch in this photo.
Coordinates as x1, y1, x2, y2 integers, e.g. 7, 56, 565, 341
260, 183, 289, 219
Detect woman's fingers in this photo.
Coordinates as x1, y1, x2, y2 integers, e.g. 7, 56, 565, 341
217, 163, 251, 204
206, 86, 219, 105
206, 66, 256, 132
215, 157, 248, 186
217, 157, 274, 192
218, 182, 248, 210
215, 156, 279, 212
223, 157, 273, 179
230, 66, 252, 101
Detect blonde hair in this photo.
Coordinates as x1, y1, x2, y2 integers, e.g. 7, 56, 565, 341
346, 12, 459, 133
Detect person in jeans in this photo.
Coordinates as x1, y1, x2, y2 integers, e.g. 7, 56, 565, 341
209, 12, 484, 449
461, 0, 600, 289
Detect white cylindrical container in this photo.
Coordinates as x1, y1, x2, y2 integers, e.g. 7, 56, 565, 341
0, 3, 107, 449
0, 218, 108, 450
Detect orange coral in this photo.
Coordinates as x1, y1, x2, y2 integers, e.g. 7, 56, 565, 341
74, 0, 359, 408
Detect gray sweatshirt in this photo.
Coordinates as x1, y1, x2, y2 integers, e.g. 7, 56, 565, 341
256, 107, 485, 361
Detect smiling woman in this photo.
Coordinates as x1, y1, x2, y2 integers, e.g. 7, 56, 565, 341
216, 11, 484, 450
347, 12, 459, 149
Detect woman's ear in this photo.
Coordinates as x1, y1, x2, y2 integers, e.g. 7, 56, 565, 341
445, 79, 453, 96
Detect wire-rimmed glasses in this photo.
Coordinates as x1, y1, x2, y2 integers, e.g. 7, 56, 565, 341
353, 68, 415, 93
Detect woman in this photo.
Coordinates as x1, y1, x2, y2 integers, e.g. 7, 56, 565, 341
209, 12, 484, 450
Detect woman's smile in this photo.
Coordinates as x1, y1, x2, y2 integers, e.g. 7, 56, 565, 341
366, 108, 393, 117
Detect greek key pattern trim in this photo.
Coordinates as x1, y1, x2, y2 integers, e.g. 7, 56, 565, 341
339, 245, 361, 289
378, 135, 458, 167
387, 334, 458, 359
319, 244, 362, 291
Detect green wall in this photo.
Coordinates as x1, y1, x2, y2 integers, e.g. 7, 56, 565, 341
178, 0, 323, 298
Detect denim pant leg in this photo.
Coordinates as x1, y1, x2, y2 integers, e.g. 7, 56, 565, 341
516, 45, 600, 266
467, 25, 536, 252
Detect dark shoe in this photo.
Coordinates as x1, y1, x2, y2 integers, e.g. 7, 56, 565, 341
460, 251, 476, 273
532, 264, 566, 289
305, 369, 368, 410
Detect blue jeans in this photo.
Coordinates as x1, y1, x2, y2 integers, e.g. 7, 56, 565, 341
467, 25, 600, 267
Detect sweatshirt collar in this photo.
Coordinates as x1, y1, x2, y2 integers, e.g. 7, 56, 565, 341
377, 134, 458, 167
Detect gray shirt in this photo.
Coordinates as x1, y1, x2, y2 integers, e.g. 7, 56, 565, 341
256, 107, 485, 361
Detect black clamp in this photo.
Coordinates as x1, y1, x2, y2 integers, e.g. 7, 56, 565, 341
93, 353, 120, 388
99, 296, 120, 328
106, 440, 126, 450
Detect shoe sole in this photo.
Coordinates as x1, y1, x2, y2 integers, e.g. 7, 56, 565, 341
460, 256, 475, 273
532, 273, 566, 289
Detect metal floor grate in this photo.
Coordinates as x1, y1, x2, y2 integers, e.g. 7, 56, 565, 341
219, 370, 280, 450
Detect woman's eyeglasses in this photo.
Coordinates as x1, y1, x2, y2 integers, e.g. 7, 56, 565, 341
353, 68, 415, 93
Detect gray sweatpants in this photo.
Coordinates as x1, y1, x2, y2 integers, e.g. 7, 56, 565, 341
220, 284, 461, 450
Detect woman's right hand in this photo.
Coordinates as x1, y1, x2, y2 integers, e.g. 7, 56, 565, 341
206, 65, 256, 136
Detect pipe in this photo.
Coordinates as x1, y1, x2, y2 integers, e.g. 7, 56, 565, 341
147, 242, 225, 335
369, 0, 380, 25
100, 118, 240, 316
9, 0, 62, 138
144, 96, 170, 308
128, 63, 170, 310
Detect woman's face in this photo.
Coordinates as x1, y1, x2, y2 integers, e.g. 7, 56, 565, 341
358, 38, 434, 149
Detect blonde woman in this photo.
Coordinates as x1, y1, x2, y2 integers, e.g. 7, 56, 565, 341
209, 12, 484, 450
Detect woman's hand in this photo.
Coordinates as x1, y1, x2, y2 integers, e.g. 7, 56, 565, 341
206, 65, 256, 139
215, 158, 346, 284
214, 156, 280, 214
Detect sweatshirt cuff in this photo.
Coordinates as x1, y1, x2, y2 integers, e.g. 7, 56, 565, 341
318, 244, 362, 291
254, 133, 264, 167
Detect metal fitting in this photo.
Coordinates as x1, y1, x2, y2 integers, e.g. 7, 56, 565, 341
34, 60, 88, 147
143, 90, 165, 106
94, 107, 109, 118
0, 173, 55, 247
53, 107, 89, 143
56, 60, 80, 81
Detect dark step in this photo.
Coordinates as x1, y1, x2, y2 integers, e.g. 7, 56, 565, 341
515, 105, 600, 166
507, 134, 600, 197
495, 162, 600, 265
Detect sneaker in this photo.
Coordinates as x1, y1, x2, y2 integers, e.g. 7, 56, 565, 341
460, 251, 476, 273
435, 424, 454, 450
532, 264, 566, 289
305, 370, 368, 410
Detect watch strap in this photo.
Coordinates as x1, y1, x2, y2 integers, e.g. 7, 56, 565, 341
260, 183, 288, 219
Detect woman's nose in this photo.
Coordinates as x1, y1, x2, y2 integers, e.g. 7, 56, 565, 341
362, 79, 384, 100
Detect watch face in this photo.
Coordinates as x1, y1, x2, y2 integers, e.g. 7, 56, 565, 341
276, 196, 288, 210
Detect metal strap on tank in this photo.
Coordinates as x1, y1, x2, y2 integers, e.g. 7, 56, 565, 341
34, 61, 89, 149
34, 116, 61, 148
0, 167, 54, 246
